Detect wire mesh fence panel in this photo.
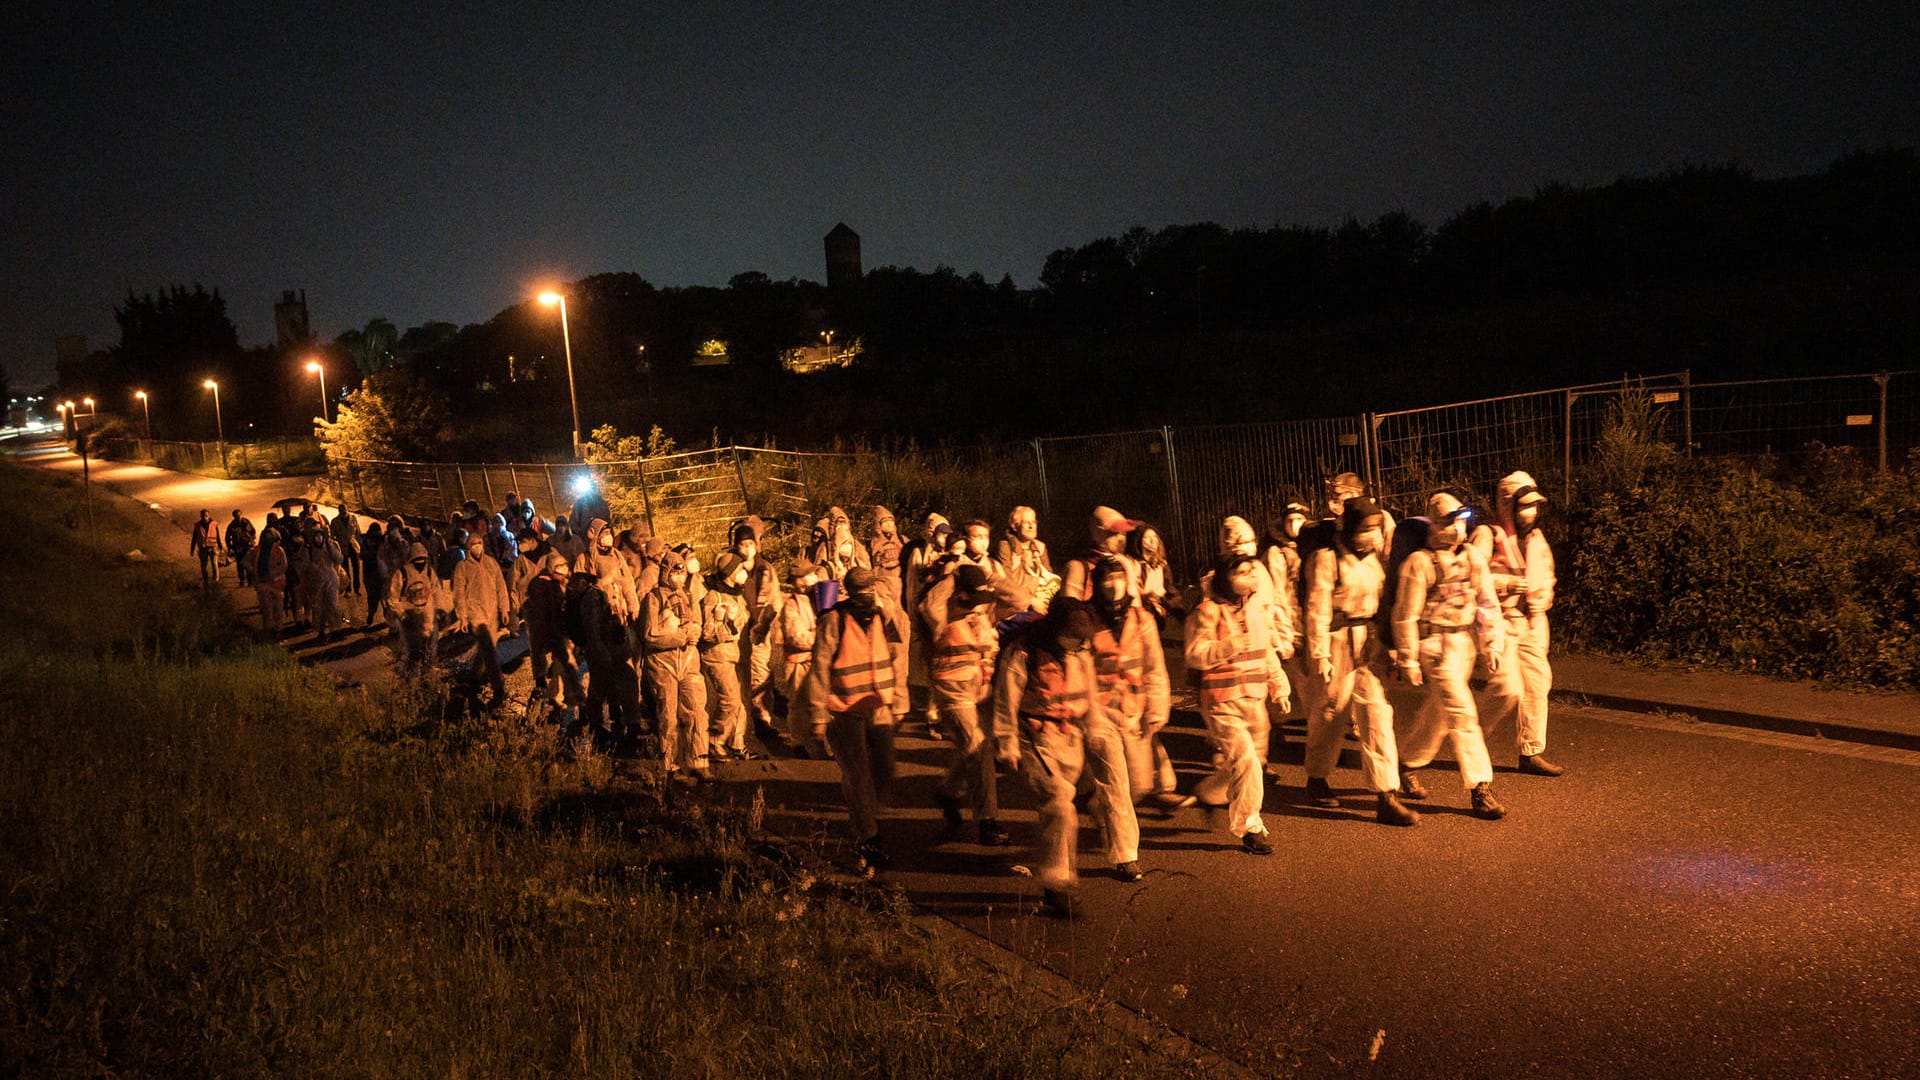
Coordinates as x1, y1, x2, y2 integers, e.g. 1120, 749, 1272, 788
1168, 417, 1369, 582
1886, 372, 1918, 467
1371, 390, 1568, 514
734, 448, 816, 529
1686, 373, 1902, 466
1034, 431, 1177, 564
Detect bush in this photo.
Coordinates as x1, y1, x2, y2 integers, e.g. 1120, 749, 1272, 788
1563, 399, 1920, 686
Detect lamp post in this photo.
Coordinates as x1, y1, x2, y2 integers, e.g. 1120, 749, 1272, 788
305, 359, 329, 423
135, 390, 151, 440
56, 401, 69, 439
202, 379, 227, 475
82, 396, 95, 416
538, 291, 581, 457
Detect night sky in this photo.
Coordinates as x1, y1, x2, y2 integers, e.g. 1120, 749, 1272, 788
6, 3, 1916, 388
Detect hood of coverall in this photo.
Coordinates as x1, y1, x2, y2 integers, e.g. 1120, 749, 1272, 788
1496, 471, 1548, 532
922, 512, 950, 543
1219, 515, 1257, 557
1426, 492, 1470, 549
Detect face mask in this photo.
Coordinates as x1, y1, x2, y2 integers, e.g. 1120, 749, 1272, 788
1517, 506, 1539, 529
1230, 540, 1256, 557
1350, 524, 1383, 556
1228, 570, 1257, 598
966, 532, 989, 557
598, 536, 613, 552
728, 567, 749, 588
1284, 514, 1306, 539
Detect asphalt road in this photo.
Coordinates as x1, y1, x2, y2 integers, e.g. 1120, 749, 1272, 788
21, 435, 1917, 1077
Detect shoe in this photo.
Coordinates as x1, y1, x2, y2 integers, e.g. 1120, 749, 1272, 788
734, 746, 763, 762
1241, 831, 1275, 856
977, 820, 1012, 847
709, 746, 732, 762
1114, 861, 1145, 882
1304, 777, 1340, 808
856, 837, 890, 869
1041, 887, 1076, 915
1471, 782, 1507, 820
1376, 792, 1420, 827
1399, 769, 1429, 800
935, 791, 964, 831
1149, 791, 1198, 814
1519, 754, 1565, 777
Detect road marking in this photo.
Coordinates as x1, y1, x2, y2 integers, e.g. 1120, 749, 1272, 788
1573, 705, 1920, 767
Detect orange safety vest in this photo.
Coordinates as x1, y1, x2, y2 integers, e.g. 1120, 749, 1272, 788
930, 611, 993, 693
825, 609, 895, 714
1020, 648, 1092, 722
1090, 608, 1148, 717
1198, 603, 1268, 706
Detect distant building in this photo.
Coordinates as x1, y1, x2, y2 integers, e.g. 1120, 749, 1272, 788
275, 289, 312, 350
825, 223, 861, 292
782, 332, 862, 374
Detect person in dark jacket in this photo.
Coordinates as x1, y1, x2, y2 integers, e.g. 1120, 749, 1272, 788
360, 521, 388, 628
523, 550, 582, 716
225, 510, 256, 588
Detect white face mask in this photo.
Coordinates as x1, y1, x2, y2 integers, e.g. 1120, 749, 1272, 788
1284, 513, 1306, 539
1517, 505, 1539, 529
1350, 524, 1383, 556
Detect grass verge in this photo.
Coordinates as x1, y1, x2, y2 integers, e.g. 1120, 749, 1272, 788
0, 460, 1212, 1077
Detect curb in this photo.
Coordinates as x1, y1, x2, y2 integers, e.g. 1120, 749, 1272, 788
1551, 688, 1920, 754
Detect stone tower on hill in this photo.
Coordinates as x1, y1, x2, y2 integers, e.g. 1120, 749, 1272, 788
825, 223, 861, 292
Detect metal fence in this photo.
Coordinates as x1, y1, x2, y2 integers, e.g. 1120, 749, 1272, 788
96, 436, 324, 478
338, 369, 1914, 583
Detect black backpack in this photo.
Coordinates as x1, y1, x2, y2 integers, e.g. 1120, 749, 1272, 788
1293, 518, 1341, 607
1376, 516, 1433, 627
562, 574, 598, 651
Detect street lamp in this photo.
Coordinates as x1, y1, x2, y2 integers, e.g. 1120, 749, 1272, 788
202, 379, 225, 449
82, 396, 95, 415
538, 291, 581, 457
305, 359, 329, 423
134, 390, 151, 440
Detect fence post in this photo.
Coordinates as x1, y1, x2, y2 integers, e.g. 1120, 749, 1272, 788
480, 465, 495, 509
637, 460, 656, 531
1031, 439, 1051, 519
1563, 390, 1576, 501
732, 446, 752, 516
1681, 369, 1694, 457
543, 464, 561, 519
797, 454, 813, 512
1876, 371, 1890, 473
1362, 414, 1382, 498
1160, 426, 1189, 583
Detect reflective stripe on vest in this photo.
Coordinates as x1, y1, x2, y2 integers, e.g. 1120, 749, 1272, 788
825, 611, 894, 713
1091, 609, 1147, 716
930, 613, 992, 689
1020, 650, 1091, 721
1199, 606, 1267, 705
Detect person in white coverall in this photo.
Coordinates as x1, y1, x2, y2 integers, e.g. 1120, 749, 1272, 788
1471, 470, 1564, 777
1392, 491, 1509, 821
1186, 554, 1290, 855
1299, 499, 1419, 827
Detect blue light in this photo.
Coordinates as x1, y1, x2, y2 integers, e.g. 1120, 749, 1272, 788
572, 474, 595, 497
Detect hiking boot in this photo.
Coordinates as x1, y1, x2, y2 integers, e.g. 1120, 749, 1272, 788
1114, 861, 1145, 882
1376, 792, 1420, 827
1399, 769, 1429, 800
856, 837, 890, 869
935, 791, 964, 831
1471, 783, 1507, 820
1519, 754, 1565, 777
1241, 831, 1275, 856
977, 819, 1012, 847
1304, 777, 1340, 808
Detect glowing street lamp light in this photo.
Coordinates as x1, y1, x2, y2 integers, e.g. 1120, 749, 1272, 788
305, 359, 330, 423
202, 379, 225, 452
82, 396, 95, 415
134, 390, 152, 439
538, 291, 581, 457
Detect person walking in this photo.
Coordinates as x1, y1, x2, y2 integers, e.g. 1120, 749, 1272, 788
330, 505, 361, 597
921, 563, 1009, 846
700, 552, 755, 761
190, 509, 223, 589
254, 529, 288, 634
299, 521, 346, 643
386, 542, 439, 674
1471, 471, 1564, 777
452, 530, 512, 706
522, 550, 582, 717
225, 510, 256, 588
773, 562, 823, 754
807, 567, 904, 869
1186, 554, 1290, 855
359, 522, 387, 629
642, 551, 710, 783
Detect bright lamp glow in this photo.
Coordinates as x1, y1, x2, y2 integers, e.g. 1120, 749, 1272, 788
202, 380, 217, 390
538, 292, 563, 306
571, 474, 594, 496
83, 397, 94, 408
306, 361, 322, 374
135, 390, 147, 400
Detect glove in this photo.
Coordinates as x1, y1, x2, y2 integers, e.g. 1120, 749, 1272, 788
1317, 658, 1334, 684
1270, 690, 1292, 714
1400, 663, 1424, 688
1485, 650, 1502, 675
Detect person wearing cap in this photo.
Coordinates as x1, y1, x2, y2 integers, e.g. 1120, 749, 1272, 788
994, 600, 1131, 911
522, 549, 582, 714
642, 551, 709, 782
700, 551, 757, 761
1187, 554, 1290, 854
452, 530, 512, 704
1261, 499, 1315, 726
772, 562, 825, 753
1471, 471, 1563, 776
808, 566, 904, 867
730, 517, 782, 738
920, 562, 1009, 846
902, 513, 951, 733
1300, 499, 1418, 826
1324, 472, 1396, 551
1061, 506, 1141, 603
1391, 491, 1509, 821
1085, 556, 1177, 839
387, 541, 439, 673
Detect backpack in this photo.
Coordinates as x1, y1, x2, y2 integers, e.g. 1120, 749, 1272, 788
1293, 518, 1341, 607
1376, 516, 1433, 627
562, 574, 597, 650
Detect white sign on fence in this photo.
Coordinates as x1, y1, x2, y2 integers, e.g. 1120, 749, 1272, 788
1653, 392, 1681, 403
1846, 414, 1875, 427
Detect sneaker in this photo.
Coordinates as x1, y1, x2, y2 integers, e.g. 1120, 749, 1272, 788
1241, 831, 1275, 856
1399, 769, 1429, 800
977, 820, 1012, 847
935, 791, 964, 831
1376, 792, 1420, 827
1519, 754, 1565, 777
1471, 782, 1507, 820
1114, 860, 1145, 882
856, 837, 890, 869
1304, 777, 1340, 808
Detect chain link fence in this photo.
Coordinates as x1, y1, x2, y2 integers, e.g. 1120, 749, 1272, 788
336, 369, 1913, 582
95, 436, 324, 478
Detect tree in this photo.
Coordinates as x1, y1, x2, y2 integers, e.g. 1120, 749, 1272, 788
336, 318, 400, 375
316, 367, 452, 462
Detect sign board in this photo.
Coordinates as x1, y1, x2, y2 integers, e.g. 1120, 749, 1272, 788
1845, 414, 1874, 427
1338, 433, 1360, 446
1653, 392, 1680, 403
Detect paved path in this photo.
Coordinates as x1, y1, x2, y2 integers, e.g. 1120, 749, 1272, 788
20, 435, 1918, 1076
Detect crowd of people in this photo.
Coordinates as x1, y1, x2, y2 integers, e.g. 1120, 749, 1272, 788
196, 471, 1564, 914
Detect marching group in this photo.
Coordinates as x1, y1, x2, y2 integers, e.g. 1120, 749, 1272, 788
195, 470, 1563, 914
